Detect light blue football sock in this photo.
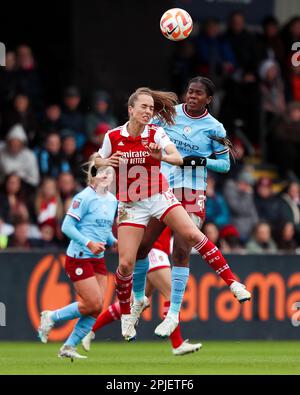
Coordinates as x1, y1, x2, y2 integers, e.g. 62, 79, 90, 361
64, 316, 96, 347
50, 302, 82, 323
169, 266, 190, 317
133, 257, 150, 302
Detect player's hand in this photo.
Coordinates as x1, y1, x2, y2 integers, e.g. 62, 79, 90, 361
146, 143, 162, 161
87, 241, 106, 255
106, 152, 124, 167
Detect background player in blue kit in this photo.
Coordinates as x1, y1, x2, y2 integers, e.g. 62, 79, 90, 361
38, 153, 118, 360
130, 77, 251, 337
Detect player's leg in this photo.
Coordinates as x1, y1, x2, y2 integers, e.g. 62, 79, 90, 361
81, 273, 108, 351
117, 225, 145, 340
147, 265, 201, 355
133, 218, 166, 303
56, 275, 105, 360
182, 191, 247, 295
156, 205, 251, 337
38, 257, 101, 343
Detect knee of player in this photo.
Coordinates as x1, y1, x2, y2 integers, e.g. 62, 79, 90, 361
183, 228, 201, 246
119, 260, 134, 275
85, 299, 102, 315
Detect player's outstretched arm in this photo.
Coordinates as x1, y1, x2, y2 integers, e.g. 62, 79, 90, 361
161, 144, 183, 166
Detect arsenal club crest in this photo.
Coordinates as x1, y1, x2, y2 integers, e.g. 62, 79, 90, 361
141, 138, 148, 147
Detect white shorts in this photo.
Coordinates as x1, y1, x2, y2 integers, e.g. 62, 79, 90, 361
118, 189, 181, 228
148, 248, 171, 273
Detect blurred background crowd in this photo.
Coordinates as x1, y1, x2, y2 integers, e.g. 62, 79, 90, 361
1, 10, 300, 254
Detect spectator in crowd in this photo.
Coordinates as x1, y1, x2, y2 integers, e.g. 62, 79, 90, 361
36, 132, 70, 178
288, 63, 300, 102
1, 93, 39, 146
279, 181, 300, 240
220, 12, 260, 144
224, 11, 258, 75
256, 16, 285, 71
61, 86, 86, 149
205, 172, 231, 228
254, 177, 282, 232
219, 224, 245, 254
194, 18, 235, 88
57, 172, 79, 214
275, 221, 299, 253
223, 170, 259, 241
85, 90, 118, 142
7, 218, 38, 249
82, 122, 110, 162
61, 131, 84, 183
39, 223, 61, 249
35, 178, 63, 237
0, 124, 40, 188
170, 40, 198, 96
273, 101, 300, 178
42, 103, 63, 134
202, 222, 220, 248
0, 173, 30, 225
15, 45, 44, 110
281, 16, 300, 58
246, 222, 278, 254
0, 51, 18, 113
259, 59, 286, 144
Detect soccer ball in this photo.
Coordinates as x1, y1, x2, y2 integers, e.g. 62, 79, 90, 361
160, 8, 193, 41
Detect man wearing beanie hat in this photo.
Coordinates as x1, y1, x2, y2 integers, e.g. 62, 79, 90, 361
0, 124, 40, 187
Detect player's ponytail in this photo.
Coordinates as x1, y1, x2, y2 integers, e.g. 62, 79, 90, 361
128, 87, 178, 125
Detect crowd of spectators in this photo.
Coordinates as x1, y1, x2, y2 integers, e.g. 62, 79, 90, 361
1, 12, 300, 254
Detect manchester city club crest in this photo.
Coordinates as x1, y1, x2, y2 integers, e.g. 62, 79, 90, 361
72, 199, 81, 209
184, 126, 192, 134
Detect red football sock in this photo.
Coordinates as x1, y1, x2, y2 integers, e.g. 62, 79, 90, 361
92, 302, 121, 333
194, 236, 236, 286
115, 268, 133, 314
163, 301, 183, 349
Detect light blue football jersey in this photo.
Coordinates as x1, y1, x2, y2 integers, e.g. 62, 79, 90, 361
66, 186, 117, 259
154, 104, 229, 190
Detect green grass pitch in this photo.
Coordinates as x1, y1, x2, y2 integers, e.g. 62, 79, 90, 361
1, 341, 300, 375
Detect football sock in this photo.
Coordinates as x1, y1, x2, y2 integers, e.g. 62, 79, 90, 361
115, 268, 133, 315
92, 302, 121, 332
163, 301, 183, 349
169, 266, 189, 319
50, 302, 81, 323
133, 257, 150, 302
193, 236, 236, 286
64, 316, 96, 347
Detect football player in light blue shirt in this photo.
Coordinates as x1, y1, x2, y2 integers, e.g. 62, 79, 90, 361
131, 77, 250, 338
38, 153, 118, 360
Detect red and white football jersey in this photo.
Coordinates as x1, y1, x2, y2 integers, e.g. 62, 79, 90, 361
98, 123, 174, 202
